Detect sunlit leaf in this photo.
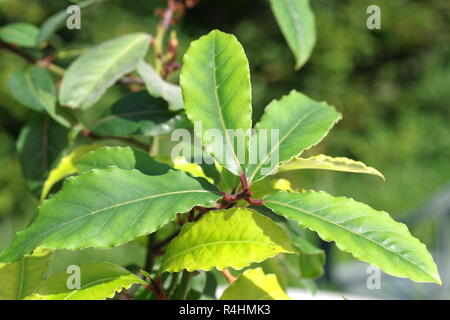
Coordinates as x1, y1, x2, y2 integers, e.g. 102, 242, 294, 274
264, 191, 441, 284
0, 248, 52, 300
220, 268, 290, 300
180, 30, 252, 176
162, 208, 294, 272
25, 262, 145, 300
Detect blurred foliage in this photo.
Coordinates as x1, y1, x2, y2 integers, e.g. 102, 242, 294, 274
0, 0, 449, 290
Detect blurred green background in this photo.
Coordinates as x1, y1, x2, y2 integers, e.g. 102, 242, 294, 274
0, 0, 449, 298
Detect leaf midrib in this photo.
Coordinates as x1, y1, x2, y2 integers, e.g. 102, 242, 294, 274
265, 199, 435, 280
25, 189, 214, 250
164, 240, 284, 266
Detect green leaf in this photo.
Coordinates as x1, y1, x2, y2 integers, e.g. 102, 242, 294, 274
161, 208, 294, 272
17, 114, 68, 197
59, 33, 151, 109
269, 0, 316, 69
0, 22, 40, 48
264, 191, 441, 284
9, 66, 55, 112
220, 268, 290, 300
279, 154, 385, 180
75, 146, 171, 176
291, 235, 325, 279
25, 262, 145, 300
180, 30, 252, 176
40, 144, 102, 201
246, 90, 341, 183
136, 60, 184, 111
0, 247, 52, 300
0, 168, 221, 263
91, 90, 189, 137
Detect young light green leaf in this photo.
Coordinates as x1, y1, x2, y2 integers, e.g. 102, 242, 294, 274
17, 114, 68, 197
59, 33, 151, 109
9, 66, 55, 112
136, 60, 184, 111
291, 235, 325, 279
269, 0, 316, 69
40, 144, 102, 201
25, 262, 145, 300
180, 30, 252, 176
264, 191, 441, 284
0, 247, 52, 300
161, 208, 295, 272
75, 146, 171, 176
246, 90, 341, 183
91, 90, 189, 137
279, 154, 384, 180
220, 268, 290, 300
0, 22, 40, 48
0, 168, 221, 263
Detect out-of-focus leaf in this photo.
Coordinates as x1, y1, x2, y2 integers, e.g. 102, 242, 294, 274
91, 91, 189, 137
17, 114, 68, 197
9, 66, 54, 112
75, 146, 171, 175
246, 90, 341, 183
40, 144, 101, 201
0, 169, 220, 263
25, 262, 145, 300
279, 154, 384, 180
0, 248, 52, 300
59, 33, 151, 109
220, 268, 290, 300
0, 22, 40, 48
136, 60, 183, 111
37, 0, 102, 45
269, 0, 316, 69
264, 191, 441, 284
180, 30, 252, 176
161, 208, 294, 272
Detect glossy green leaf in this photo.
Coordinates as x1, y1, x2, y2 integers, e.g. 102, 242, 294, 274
9, 66, 55, 112
246, 90, 341, 183
280, 154, 384, 180
25, 262, 145, 300
0, 247, 52, 300
180, 30, 252, 176
0, 168, 221, 263
162, 208, 294, 272
91, 91, 189, 137
0, 22, 40, 48
264, 191, 441, 284
40, 144, 101, 201
75, 146, 171, 176
136, 60, 184, 111
220, 268, 290, 300
269, 0, 316, 69
17, 114, 68, 197
59, 33, 151, 109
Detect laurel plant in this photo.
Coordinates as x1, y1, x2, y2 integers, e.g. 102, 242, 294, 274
0, 0, 440, 300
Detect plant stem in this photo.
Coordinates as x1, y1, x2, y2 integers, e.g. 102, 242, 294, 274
166, 272, 180, 299
178, 270, 193, 300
